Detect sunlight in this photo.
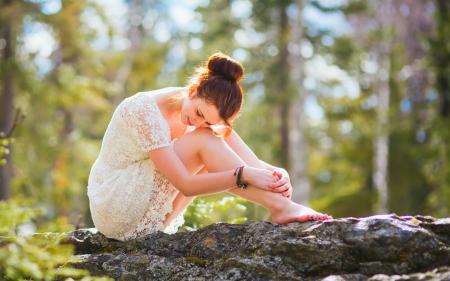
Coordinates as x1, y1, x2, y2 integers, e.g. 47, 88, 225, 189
305, 55, 361, 99
231, 0, 253, 18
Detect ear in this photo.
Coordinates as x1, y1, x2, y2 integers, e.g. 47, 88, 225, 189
189, 84, 198, 96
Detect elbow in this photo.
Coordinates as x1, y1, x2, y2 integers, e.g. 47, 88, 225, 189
174, 175, 197, 197
179, 189, 194, 197
175, 184, 195, 197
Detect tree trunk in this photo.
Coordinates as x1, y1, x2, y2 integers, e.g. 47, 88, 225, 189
373, 1, 393, 214
289, 0, 310, 205
373, 46, 390, 213
114, 1, 143, 106
0, 0, 14, 201
434, 0, 450, 118
278, 5, 291, 169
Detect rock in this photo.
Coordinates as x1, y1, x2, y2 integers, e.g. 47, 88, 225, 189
63, 214, 450, 280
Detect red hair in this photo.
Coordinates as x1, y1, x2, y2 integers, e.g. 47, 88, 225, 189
188, 52, 245, 137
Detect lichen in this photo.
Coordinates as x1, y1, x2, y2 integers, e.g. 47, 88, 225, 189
185, 256, 209, 267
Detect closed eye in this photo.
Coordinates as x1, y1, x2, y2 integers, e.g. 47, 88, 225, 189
198, 109, 216, 126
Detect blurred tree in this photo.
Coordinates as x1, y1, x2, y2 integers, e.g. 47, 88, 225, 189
309, 0, 437, 218
432, 0, 450, 118
422, 0, 450, 216
371, 0, 394, 214
4, 0, 122, 226
289, 0, 311, 205
112, 0, 171, 104
0, 0, 15, 201
0, 0, 40, 200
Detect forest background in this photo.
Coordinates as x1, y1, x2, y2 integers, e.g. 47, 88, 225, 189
1, 0, 450, 234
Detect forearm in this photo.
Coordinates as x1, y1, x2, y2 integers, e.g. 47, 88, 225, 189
260, 160, 283, 172
180, 170, 238, 197
178, 166, 274, 197
149, 146, 242, 197
168, 163, 274, 197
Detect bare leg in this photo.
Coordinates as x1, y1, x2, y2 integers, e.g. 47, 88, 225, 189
163, 167, 207, 228
166, 129, 330, 225
164, 192, 195, 228
222, 130, 331, 222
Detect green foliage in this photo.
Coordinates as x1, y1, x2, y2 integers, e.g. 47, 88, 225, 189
0, 197, 44, 236
0, 136, 13, 166
183, 196, 248, 230
340, 0, 368, 14
0, 197, 112, 281
305, 1, 450, 219
421, 119, 450, 216
421, 1, 450, 216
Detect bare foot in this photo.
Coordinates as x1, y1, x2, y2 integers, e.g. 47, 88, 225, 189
270, 201, 332, 224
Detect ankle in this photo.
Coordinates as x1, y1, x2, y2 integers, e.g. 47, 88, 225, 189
266, 196, 292, 214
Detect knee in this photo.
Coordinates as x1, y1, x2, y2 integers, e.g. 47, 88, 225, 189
178, 128, 226, 150
186, 127, 220, 141
194, 128, 230, 150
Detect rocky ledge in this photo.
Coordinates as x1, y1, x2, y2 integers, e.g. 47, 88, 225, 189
64, 214, 450, 280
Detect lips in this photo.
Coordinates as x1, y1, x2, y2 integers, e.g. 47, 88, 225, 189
187, 117, 193, 126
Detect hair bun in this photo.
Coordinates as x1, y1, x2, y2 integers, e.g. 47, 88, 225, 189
207, 52, 244, 82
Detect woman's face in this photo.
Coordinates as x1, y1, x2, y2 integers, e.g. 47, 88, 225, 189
181, 93, 222, 129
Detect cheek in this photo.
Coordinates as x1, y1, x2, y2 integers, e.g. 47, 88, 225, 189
181, 104, 191, 117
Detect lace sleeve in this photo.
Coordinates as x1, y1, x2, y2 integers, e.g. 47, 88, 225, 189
119, 93, 171, 152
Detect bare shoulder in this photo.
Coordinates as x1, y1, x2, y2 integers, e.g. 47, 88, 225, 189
151, 87, 188, 102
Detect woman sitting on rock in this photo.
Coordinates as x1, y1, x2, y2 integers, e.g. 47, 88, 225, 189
87, 52, 332, 241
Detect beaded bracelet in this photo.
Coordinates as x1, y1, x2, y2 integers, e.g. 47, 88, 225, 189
234, 166, 248, 189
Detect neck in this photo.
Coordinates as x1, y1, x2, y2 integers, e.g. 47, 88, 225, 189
156, 90, 188, 135
159, 89, 186, 115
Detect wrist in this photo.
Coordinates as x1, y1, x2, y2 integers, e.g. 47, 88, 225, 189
234, 166, 248, 189
240, 166, 250, 184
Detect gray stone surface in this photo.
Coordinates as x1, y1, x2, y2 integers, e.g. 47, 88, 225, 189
63, 214, 450, 280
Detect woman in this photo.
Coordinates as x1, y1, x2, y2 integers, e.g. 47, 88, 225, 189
87, 52, 331, 242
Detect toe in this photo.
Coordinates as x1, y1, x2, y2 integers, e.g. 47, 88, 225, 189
297, 214, 313, 222
323, 214, 333, 220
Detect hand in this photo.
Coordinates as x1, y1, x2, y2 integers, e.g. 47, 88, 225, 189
240, 167, 278, 191
268, 168, 293, 199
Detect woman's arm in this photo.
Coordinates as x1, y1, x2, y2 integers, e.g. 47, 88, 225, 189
148, 146, 276, 197
222, 129, 292, 197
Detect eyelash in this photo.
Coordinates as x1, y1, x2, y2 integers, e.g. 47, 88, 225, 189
197, 110, 211, 126
197, 110, 212, 126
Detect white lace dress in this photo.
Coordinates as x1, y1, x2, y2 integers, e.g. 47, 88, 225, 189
87, 88, 186, 241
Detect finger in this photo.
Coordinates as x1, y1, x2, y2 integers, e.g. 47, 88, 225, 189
282, 187, 293, 197
272, 169, 281, 180
267, 176, 280, 190
269, 177, 288, 189
271, 184, 290, 193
